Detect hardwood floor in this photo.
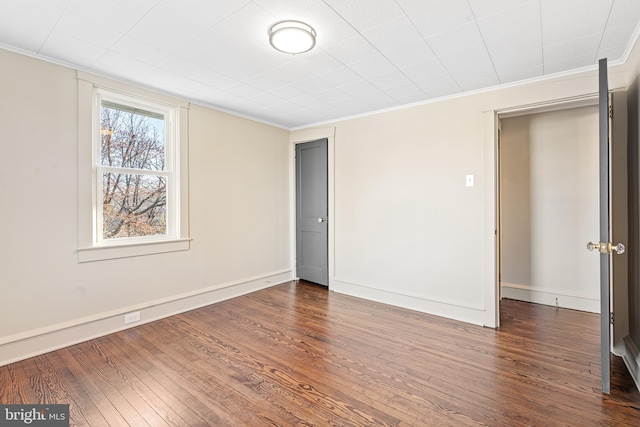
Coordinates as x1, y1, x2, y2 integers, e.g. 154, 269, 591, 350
1, 281, 639, 426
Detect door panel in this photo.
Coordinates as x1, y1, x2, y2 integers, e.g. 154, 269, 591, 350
598, 57, 611, 394
296, 139, 328, 286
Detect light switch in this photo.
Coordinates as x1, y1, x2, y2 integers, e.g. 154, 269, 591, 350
466, 174, 474, 187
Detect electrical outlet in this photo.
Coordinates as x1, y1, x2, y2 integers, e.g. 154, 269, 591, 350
124, 311, 141, 324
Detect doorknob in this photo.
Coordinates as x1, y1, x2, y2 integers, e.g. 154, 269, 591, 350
317, 217, 328, 224
612, 243, 626, 255
586, 241, 625, 255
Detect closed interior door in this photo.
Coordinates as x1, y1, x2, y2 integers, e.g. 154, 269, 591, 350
296, 139, 328, 286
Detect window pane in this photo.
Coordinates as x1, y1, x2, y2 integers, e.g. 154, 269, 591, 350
100, 102, 165, 171
103, 172, 167, 239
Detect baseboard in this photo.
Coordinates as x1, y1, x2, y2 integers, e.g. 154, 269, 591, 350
0, 269, 293, 367
623, 335, 640, 393
501, 282, 599, 313
331, 278, 486, 326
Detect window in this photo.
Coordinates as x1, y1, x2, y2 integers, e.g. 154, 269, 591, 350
77, 73, 190, 262
97, 92, 176, 244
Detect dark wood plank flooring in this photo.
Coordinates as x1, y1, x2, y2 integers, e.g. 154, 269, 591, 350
1, 281, 639, 426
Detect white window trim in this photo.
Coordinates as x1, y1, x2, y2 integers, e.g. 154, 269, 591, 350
77, 71, 190, 262
95, 89, 178, 245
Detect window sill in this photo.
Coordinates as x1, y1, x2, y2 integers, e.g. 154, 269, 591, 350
77, 238, 191, 263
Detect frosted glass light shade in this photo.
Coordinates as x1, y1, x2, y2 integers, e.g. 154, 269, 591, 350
269, 21, 316, 54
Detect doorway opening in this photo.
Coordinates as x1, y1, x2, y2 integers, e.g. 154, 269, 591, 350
495, 92, 629, 353
498, 105, 601, 315
491, 83, 631, 393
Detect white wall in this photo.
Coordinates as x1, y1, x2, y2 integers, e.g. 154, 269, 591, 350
500, 107, 600, 312
0, 48, 292, 365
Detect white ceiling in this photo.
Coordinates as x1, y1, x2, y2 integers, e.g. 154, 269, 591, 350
1, 0, 640, 129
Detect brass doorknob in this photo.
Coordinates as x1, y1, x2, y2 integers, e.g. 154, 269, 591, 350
587, 242, 625, 254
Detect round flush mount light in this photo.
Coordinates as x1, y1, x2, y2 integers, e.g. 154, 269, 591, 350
269, 20, 316, 54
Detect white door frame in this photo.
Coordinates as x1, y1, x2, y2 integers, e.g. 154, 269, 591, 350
289, 127, 336, 288
482, 94, 598, 328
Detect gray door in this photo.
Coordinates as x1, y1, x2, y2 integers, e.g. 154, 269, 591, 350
598, 57, 612, 394
589, 58, 625, 394
296, 139, 328, 286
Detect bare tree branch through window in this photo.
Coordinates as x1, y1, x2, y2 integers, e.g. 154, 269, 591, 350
100, 104, 167, 239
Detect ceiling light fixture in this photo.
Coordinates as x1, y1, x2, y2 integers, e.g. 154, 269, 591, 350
269, 20, 316, 54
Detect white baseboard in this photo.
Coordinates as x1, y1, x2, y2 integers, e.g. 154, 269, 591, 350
331, 278, 486, 326
623, 335, 640, 393
501, 282, 599, 313
0, 269, 293, 367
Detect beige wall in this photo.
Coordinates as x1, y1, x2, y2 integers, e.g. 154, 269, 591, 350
0, 48, 291, 364
330, 102, 485, 312
2, 34, 640, 365
294, 42, 635, 326
500, 107, 600, 312
500, 116, 532, 288
626, 73, 640, 387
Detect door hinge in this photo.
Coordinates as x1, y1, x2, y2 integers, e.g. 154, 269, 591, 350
609, 105, 613, 119
610, 312, 615, 325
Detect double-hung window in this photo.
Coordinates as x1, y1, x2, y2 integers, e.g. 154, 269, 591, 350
77, 74, 189, 262
97, 91, 176, 243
